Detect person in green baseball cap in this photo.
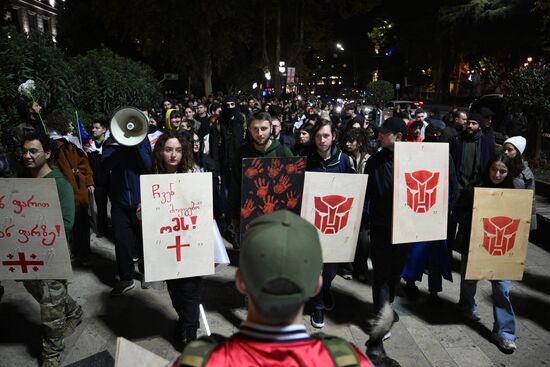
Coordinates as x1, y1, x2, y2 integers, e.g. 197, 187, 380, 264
174, 210, 375, 366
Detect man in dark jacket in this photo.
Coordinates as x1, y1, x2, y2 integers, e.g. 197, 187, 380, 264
449, 113, 496, 231
102, 135, 152, 296
364, 117, 408, 342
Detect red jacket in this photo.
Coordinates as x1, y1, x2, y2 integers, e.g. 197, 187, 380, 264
203, 335, 372, 367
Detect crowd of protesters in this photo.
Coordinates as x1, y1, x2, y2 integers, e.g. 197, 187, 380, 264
0, 91, 537, 366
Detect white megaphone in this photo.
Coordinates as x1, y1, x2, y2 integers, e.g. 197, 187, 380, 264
109, 107, 149, 146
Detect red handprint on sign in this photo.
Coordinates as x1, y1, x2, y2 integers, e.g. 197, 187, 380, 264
245, 159, 264, 179
261, 195, 279, 214
268, 159, 283, 178
254, 178, 269, 199
285, 160, 305, 175
274, 175, 291, 194
286, 191, 301, 209
241, 199, 256, 219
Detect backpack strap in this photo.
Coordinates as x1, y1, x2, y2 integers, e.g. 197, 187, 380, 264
311, 333, 361, 367
176, 334, 226, 367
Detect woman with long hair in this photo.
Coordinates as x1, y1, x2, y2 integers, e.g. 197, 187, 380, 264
458, 153, 519, 353
292, 123, 314, 156
151, 133, 201, 349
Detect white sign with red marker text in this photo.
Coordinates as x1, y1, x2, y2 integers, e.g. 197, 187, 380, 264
0, 178, 72, 280
140, 173, 214, 282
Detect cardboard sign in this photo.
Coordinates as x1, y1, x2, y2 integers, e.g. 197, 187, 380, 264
0, 178, 72, 280
465, 188, 533, 280
392, 142, 449, 244
140, 173, 214, 282
115, 337, 168, 367
240, 157, 306, 239
301, 172, 368, 263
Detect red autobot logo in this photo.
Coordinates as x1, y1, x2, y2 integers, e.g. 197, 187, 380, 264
405, 170, 440, 213
482, 216, 521, 256
313, 195, 354, 234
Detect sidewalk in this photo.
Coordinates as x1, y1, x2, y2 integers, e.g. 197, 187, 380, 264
1, 232, 550, 366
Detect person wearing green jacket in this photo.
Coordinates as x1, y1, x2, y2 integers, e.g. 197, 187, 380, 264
229, 111, 294, 246
20, 133, 82, 367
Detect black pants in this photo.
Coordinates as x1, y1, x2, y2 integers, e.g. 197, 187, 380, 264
94, 186, 109, 236
111, 204, 143, 281
310, 263, 339, 310
166, 277, 202, 337
353, 225, 370, 274
370, 226, 409, 313
72, 204, 90, 257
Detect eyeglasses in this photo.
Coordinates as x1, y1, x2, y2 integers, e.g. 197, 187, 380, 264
22, 149, 45, 156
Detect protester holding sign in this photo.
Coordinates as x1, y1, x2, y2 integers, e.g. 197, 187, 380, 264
151, 133, 203, 349
306, 119, 354, 329
364, 117, 409, 346
20, 133, 83, 367
458, 153, 519, 353
230, 111, 293, 246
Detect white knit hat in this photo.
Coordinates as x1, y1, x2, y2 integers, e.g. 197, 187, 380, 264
504, 136, 526, 155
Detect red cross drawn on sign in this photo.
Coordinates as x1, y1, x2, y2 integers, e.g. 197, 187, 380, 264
2, 252, 44, 273
167, 235, 190, 262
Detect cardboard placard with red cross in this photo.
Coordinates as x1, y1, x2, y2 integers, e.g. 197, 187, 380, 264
140, 173, 214, 282
300, 172, 368, 263
0, 178, 72, 280
465, 188, 533, 280
240, 157, 306, 240
392, 142, 449, 244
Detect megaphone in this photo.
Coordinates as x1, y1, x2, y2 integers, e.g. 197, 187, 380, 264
109, 107, 149, 146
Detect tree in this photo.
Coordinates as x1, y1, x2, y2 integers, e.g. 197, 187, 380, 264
503, 62, 550, 160
364, 80, 394, 106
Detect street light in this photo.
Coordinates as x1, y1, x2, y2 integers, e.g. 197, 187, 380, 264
527, 57, 533, 63
264, 71, 271, 80
336, 43, 344, 51
278, 61, 286, 74
252, 82, 258, 89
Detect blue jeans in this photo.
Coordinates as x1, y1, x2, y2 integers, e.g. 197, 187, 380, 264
459, 253, 516, 341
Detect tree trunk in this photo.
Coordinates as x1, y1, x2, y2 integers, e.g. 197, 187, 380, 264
202, 61, 213, 97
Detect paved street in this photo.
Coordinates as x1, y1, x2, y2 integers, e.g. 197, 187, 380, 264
1, 231, 550, 367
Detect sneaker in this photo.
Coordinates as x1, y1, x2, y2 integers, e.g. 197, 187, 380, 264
41, 355, 61, 367
342, 273, 353, 280
311, 309, 325, 328
493, 333, 517, 352
64, 306, 83, 337
141, 281, 152, 289
323, 291, 335, 311
462, 308, 481, 322
383, 331, 391, 341
110, 280, 135, 296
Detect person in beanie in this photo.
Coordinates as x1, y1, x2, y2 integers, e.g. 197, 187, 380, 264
173, 210, 375, 367
503, 136, 537, 231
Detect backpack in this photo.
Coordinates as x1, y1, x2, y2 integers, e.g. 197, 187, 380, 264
175, 332, 361, 367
